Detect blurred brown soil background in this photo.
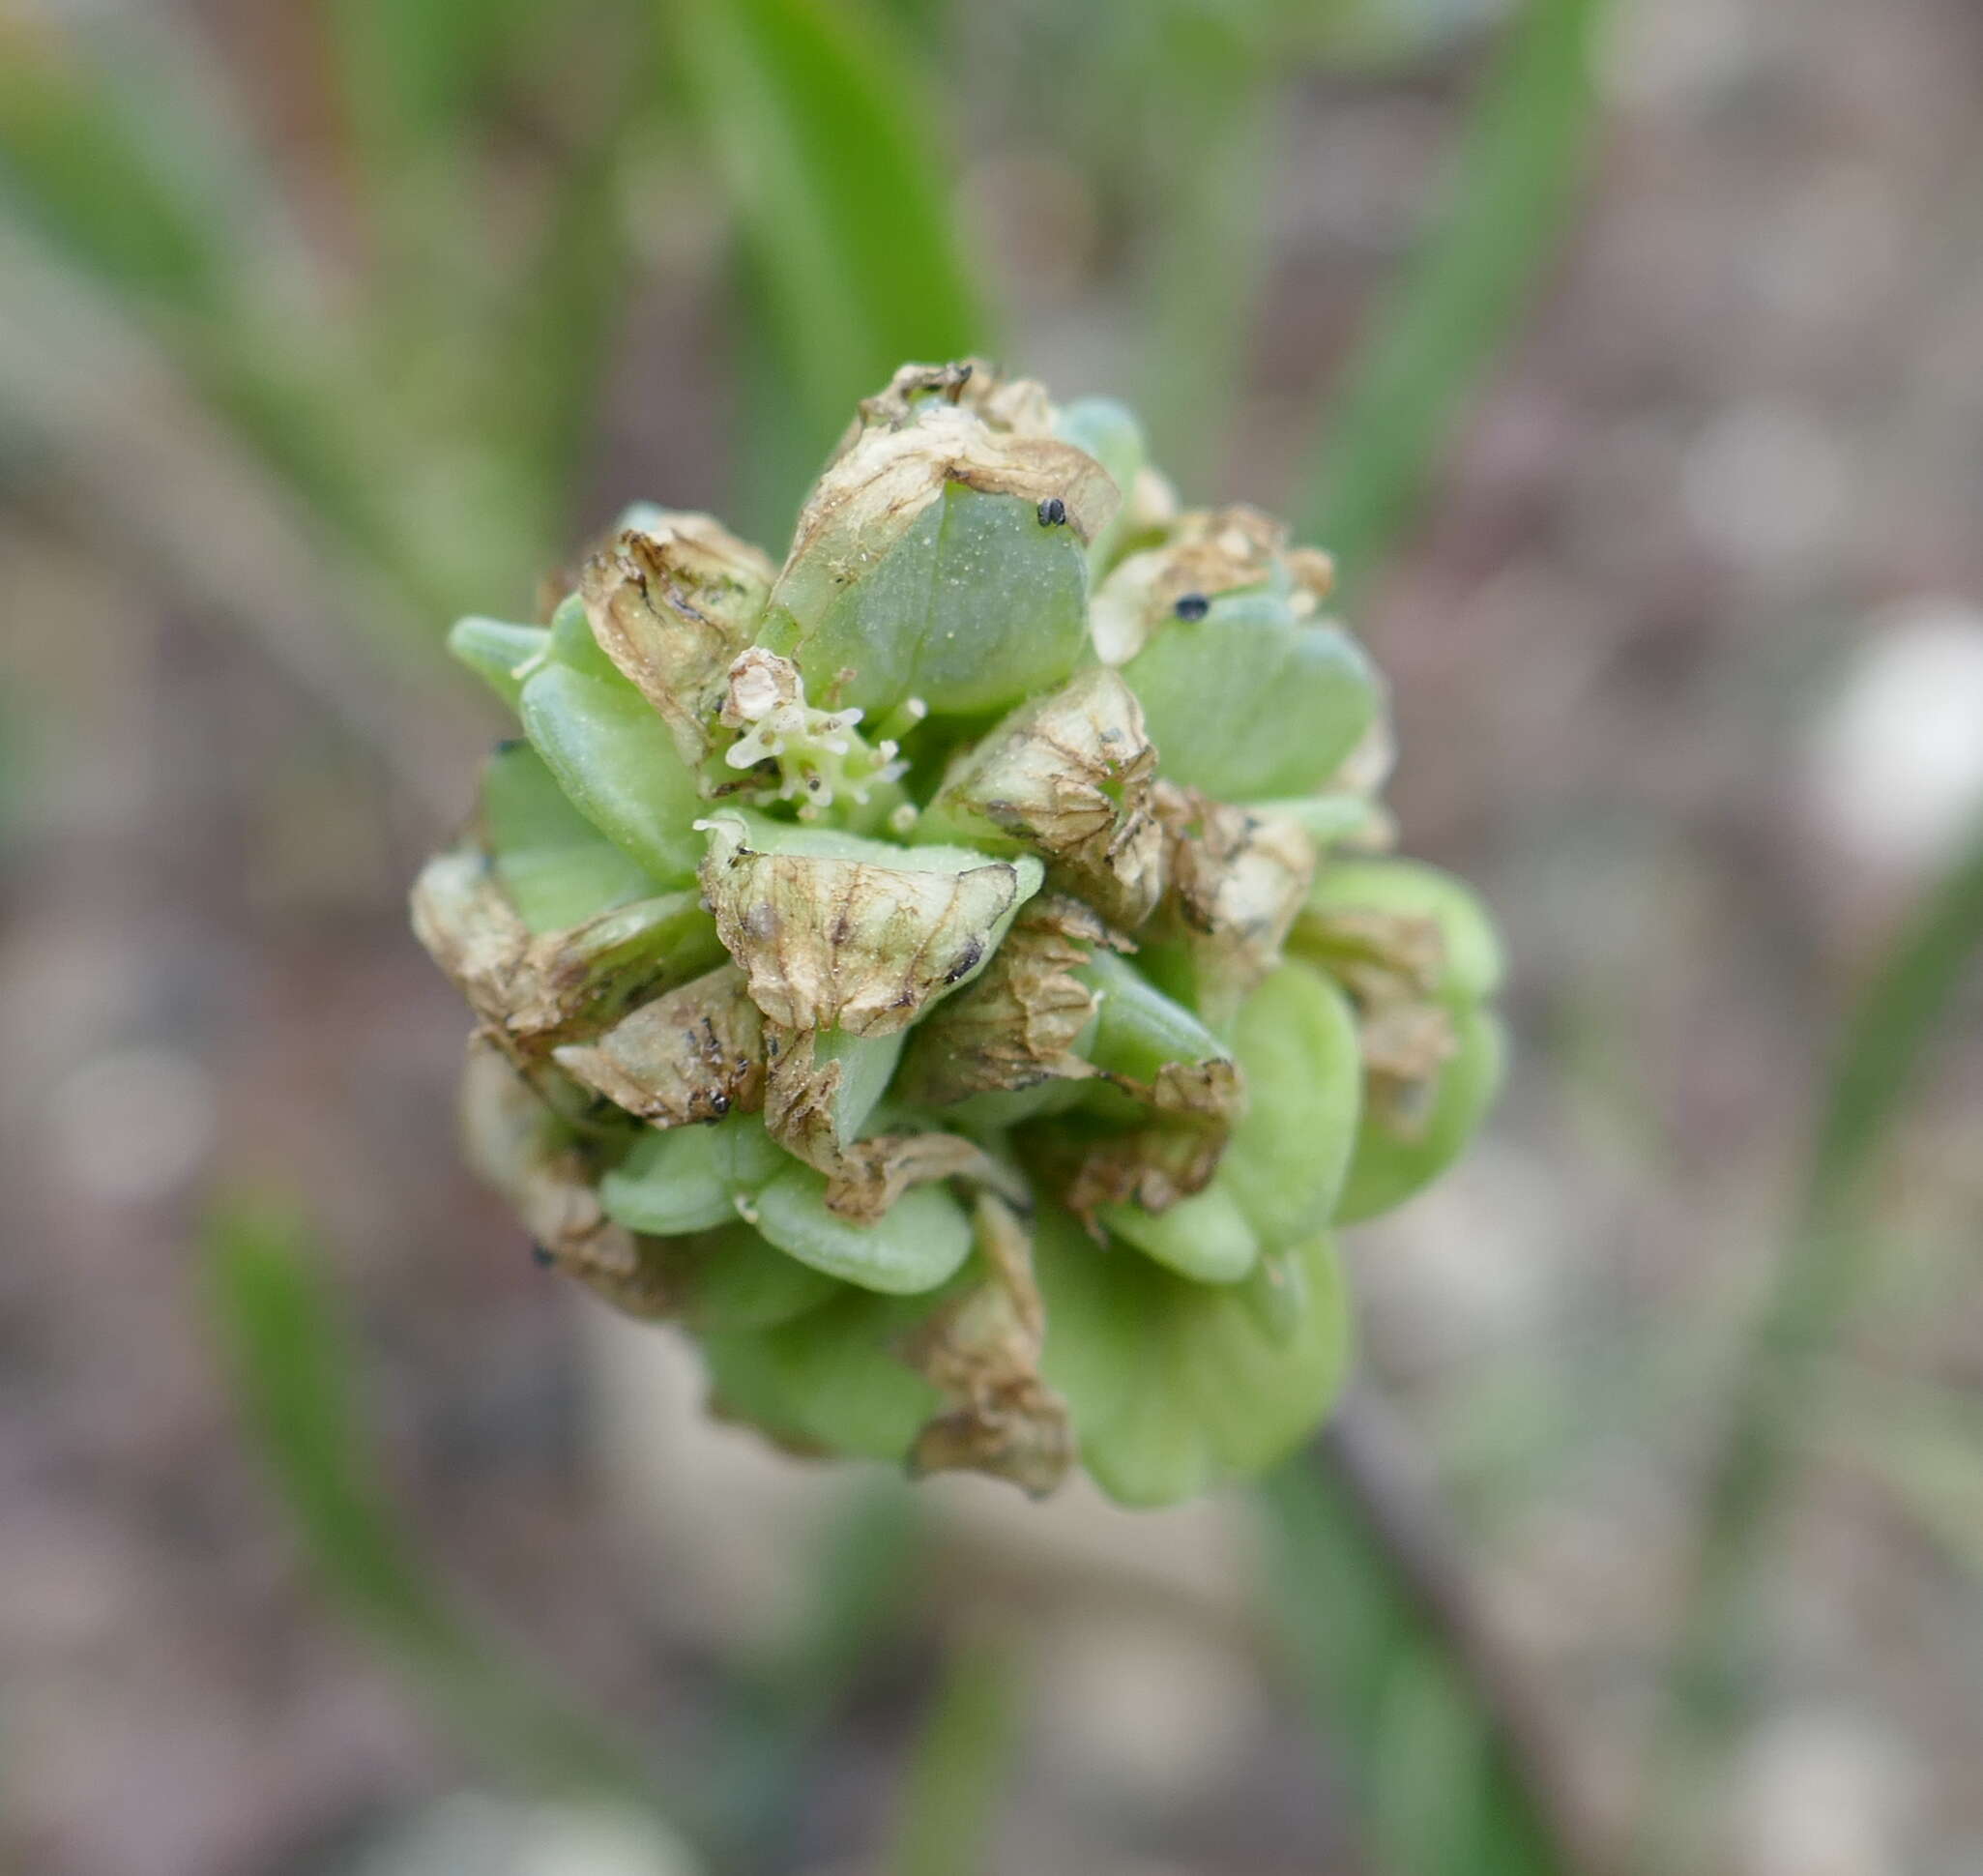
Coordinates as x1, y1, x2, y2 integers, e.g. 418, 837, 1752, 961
4, 1, 1983, 1872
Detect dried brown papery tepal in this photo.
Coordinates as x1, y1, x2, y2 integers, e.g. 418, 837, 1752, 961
926, 667, 1166, 931
903, 1193, 1074, 1498
1146, 785, 1318, 1030
410, 845, 722, 1061
894, 896, 1112, 1105
579, 513, 777, 768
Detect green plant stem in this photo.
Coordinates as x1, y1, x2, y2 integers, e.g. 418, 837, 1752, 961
204, 1202, 698, 1839
1263, 1393, 1596, 1876
888, 1633, 1022, 1876
1298, 0, 1607, 602
1643, 820, 1983, 1866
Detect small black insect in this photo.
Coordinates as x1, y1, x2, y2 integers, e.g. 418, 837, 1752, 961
1173, 592, 1210, 621
529, 1242, 556, 1270
1036, 496, 1068, 528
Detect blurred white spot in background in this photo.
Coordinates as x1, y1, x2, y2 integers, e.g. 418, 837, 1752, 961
48, 1046, 216, 1207
1735, 1709, 1917, 1876
1804, 600, 1983, 879
351, 1795, 700, 1876
1034, 1606, 1262, 1810
1680, 402, 1852, 574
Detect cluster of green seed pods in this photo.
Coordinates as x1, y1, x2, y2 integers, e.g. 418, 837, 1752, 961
413, 361, 1503, 1507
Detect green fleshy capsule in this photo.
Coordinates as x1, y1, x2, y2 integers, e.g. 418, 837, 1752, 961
661, 1220, 844, 1333
1035, 1207, 1350, 1508
1054, 396, 1146, 571
481, 741, 665, 932
703, 1286, 946, 1460
519, 623, 707, 885
1074, 950, 1233, 1086
1099, 1180, 1259, 1283
1299, 858, 1504, 1003
449, 616, 549, 710
1122, 592, 1381, 802
1334, 1003, 1506, 1225
1220, 962, 1364, 1248
599, 1113, 786, 1236
763, 482, 1092, 718
750, 1160, 975, 1294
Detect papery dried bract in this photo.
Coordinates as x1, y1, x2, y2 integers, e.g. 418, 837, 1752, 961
551, 962, 765, 1126
1150, 786, 1318, 1028
906, 1195, 1074, 1497
458, 1039, 675, 1317
925, 667, 1165, 929
580, 514, 776, 766
895, 896, 1107, 1104
841, 358, 1058, 446
698, 813, 1041, 1037
410, 845, 721, 1057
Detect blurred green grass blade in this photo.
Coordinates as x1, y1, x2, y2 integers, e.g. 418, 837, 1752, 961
0, 26, 229, 317
329, 0, 537, 161
204, 1202, 684, 1824
1298, 0, 1607, 592
888, 1634, 1020, 1876
1260, 1416, 1582, 1876
669, 0, 992, 490
324, 0, 537, 278
1647, 819, 1983, 1861
707, 1480, 927, 1861
496, 63, 658, 519
1136, 6, 1289, 478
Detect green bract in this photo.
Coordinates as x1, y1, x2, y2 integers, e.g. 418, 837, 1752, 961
413, 361, 1504, 1507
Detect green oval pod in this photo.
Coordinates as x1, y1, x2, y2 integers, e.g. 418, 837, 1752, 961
1222, 963, 1364, 1248
450, 617, 548, 710
1099, 1178, 1259, 1283
599, 1113, 784, 1236
673, 1220, 842, 1332
519, 661, 706, 886
1334, 1003, 1505, 1225
1035, 1207, 1350, 1508
481, 741, 665, 932
1074, 951, 1232, 1084
765, 483, 1092, 718
1054, 396, 1146, 571
702, 1288, 943, 1460
546, 590, 618, 680
1300, 858, 1503, 1003
809, 1028, 908, 1145
1123, 593, 1380, 801
751, 1161, 974, 1294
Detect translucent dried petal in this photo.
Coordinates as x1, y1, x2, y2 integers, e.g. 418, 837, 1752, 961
905, 1195, 1074, 1497
579, 514, 776, 765
1088, 505, 1287, 665
410, 844, 722, 1057
458, 1038, 672, 1317
1146, 785, 1317, 1028
841, 357, 1057, 444
551, 962, 765, 1126
922, 667, 1165, 929
894, 896, 1107, 1104
697, 811, 1042, 1037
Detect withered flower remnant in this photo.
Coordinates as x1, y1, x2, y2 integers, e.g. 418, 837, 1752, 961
414, 361, 1504, 1507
